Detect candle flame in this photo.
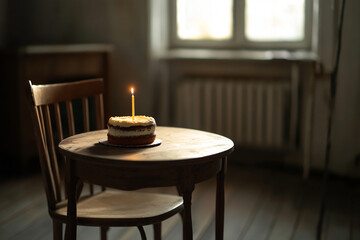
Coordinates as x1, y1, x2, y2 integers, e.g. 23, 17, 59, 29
131, 87, 134, 95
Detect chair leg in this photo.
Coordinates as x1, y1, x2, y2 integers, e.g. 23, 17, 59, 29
137, 226, 147, 240
153, 223, 161, 240
53, 220, 62, 240
100, 226, 109, 240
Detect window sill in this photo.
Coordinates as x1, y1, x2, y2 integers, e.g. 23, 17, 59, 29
154, 49, 318, 62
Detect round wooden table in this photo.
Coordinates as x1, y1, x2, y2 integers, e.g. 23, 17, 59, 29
59, 126, 234, 240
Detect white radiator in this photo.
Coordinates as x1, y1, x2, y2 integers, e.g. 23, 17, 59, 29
175, 78, 297, 149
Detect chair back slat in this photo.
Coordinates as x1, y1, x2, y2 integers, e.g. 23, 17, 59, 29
37, 107, 47, 146
53, 102, 67, 198
43, 105, 62, 202
54, 103, 64, 141
81, 96, 95, 194
66, 100, 75, 136
34, 105, 57, 209
82, 97, 90, 132
95, 94, 105, 130
26, 78, 105, 209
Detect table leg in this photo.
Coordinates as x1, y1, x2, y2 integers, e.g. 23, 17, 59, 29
182, 189, 194, 240
178, 168, 195, 240
153, 223, 161, 240
216, 157, 227, 240
65, 159, 78, 240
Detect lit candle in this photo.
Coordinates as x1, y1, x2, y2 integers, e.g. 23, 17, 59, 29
131, 87, 135, 121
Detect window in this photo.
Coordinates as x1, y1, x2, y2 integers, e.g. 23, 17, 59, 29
169, 0, 315, 50
176, 0, 233, 40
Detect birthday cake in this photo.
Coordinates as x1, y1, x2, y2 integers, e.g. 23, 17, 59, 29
107, 116, 156, 145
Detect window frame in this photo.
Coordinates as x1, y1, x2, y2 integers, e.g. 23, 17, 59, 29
169, 0, 315, 50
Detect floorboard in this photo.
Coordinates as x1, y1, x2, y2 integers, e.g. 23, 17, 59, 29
350, 187, 360, 240
241, 183, 279, 240
266, 177, 303, 240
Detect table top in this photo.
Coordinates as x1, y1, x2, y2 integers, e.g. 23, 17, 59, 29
58, 126, 234, 167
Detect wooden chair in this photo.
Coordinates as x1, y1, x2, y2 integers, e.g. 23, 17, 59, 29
25, 78, 183, 240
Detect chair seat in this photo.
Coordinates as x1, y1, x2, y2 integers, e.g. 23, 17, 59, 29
53, 190, 183, 226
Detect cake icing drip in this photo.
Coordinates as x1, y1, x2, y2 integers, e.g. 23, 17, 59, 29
108, 116, 155, 127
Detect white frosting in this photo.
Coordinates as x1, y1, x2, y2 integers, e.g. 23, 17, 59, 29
108, 116, 155, 127
108, 125, 156, 137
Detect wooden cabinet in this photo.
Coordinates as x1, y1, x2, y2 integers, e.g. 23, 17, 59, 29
1, 44, 113, 173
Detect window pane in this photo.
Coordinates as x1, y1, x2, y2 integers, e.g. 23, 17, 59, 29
177, 0, 233, 40
245, 0, 305, 42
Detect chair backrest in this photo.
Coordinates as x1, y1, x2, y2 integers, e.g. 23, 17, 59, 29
26, 78, 105, 210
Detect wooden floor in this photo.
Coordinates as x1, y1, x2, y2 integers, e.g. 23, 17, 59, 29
0, 163, 359, 240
